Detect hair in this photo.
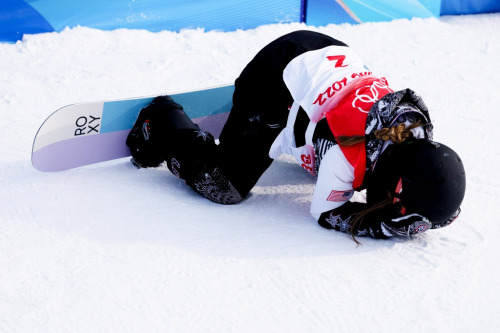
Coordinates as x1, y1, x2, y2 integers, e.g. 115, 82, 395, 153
348, 198, 392, 245
337, 121, 425, 245
337, 121, 423, 147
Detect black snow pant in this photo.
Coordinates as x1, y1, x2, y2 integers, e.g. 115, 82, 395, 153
173, 31, 347, 203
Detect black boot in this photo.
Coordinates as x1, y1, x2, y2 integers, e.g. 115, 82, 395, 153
126, 96, 196, 168
127, 95, 244, 204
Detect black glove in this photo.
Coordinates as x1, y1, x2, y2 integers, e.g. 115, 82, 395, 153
318, 202, 366, 232
319, 201, 432, 239
370, 213, 432, 238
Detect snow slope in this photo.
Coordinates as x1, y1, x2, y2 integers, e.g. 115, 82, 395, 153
1, 13, 500, 333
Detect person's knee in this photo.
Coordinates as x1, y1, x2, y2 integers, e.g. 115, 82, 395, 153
165, 129, 245, 204
187, 165, 244, 205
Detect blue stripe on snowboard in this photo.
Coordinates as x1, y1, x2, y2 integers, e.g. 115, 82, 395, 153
101, 98, 154, 133
100, 85, 234, 133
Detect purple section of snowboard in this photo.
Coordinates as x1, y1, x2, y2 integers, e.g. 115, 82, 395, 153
194, 112, 229, 138
32, 112, 230, 172
32, 130, 130, 172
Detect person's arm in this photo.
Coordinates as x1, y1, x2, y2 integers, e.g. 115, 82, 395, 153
318, 201, 434, 239
310, 145, 355, 219
318, 201, 369, 236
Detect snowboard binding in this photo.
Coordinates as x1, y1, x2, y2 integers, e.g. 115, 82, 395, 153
127, 95, 193, 168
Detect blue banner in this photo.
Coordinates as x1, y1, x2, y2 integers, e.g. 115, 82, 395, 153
0, 0, 55, 42
441, 0, 500, 15
1, 0, 499, 43
1, 0, 300, 42
306, 0, 441, 26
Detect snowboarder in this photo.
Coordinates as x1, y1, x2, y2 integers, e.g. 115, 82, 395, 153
126, 30, 466, 243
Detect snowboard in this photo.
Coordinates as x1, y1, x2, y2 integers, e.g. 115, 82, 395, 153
32, 84, 234, 172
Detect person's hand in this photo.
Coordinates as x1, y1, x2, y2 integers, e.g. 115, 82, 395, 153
380, 213, 432, 237
364, 202, 432, 238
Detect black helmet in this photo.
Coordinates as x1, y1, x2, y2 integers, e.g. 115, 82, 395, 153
367, 139, 466, 224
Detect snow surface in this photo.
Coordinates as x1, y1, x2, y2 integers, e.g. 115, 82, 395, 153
1, 14, 500, 333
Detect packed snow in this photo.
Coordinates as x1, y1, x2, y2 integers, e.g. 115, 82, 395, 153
1, 13, 500, 333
